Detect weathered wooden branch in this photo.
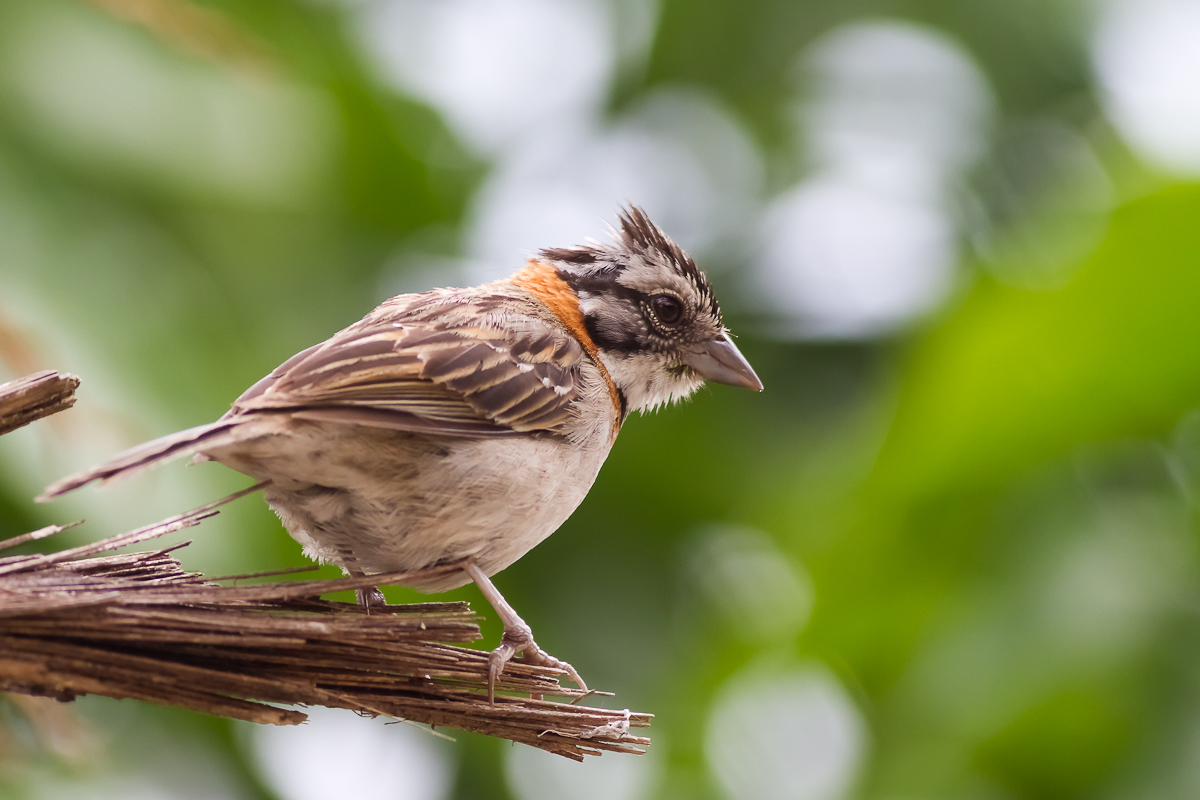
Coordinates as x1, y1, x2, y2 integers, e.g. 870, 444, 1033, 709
0, 370, 80, 436
0, 372, 650, 759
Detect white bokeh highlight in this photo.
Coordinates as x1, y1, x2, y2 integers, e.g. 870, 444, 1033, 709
505, 739, 661, 800
760, 178, 956, 338
355, 0, 760, 290
687, 524, 814, 643
758, 20, 993, 338
973, 120, 1116, 290
355, 0, 614, 156
246, 707, 453, 800
1094, 0, 1200, 175
804, 22, 990, 188
706, 662, 867, 800
465, 88, 762, 282
1039, 496, 1193, 662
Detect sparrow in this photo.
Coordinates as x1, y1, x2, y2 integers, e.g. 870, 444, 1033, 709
40, 206, 762, 700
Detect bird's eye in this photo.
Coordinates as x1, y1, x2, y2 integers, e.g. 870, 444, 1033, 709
650, 294, 684, 326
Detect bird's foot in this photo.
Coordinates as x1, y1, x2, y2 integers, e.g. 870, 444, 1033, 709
486, 619, 587, 704
464, 560, 586, 703
355, 586, 387, 611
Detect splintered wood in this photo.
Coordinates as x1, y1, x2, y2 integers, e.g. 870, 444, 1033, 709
0, 371, 80, 436
0, 504, 651, 759
0, 371, 650, 759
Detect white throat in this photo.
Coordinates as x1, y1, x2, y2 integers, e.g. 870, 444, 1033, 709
598, 350, 704, 414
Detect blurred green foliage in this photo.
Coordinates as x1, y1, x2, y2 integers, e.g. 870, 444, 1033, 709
3, 0, 1200, 799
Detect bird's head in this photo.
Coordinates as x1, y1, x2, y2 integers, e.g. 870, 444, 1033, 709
543, 206, 762, 415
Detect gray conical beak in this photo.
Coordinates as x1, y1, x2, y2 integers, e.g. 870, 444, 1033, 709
684, 334, 763, 391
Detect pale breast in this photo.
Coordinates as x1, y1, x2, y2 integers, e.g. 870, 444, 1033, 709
203, 365, 618, 593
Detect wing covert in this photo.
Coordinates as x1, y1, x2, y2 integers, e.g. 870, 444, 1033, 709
229, 292, 589, 437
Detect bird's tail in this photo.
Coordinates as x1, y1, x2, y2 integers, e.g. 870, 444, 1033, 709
37, 419, 242, 501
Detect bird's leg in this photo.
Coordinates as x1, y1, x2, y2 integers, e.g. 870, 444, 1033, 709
464, 561, 587, 704
346, 565, 386, 611
356, 587, 386, 609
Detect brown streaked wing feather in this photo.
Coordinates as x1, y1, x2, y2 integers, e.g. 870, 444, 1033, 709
230, 301, 587, 437
219, 341, 325, 421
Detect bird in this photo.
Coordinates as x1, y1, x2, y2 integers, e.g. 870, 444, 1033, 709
39, 206, 762, 701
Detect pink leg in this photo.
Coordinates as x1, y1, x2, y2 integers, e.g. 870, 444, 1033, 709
465, 561, 587, 703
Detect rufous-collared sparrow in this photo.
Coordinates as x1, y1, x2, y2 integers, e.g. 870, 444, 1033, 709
41, 206, 762, 699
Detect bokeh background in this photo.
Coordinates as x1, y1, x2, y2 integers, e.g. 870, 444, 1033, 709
4, 0, 1200, 798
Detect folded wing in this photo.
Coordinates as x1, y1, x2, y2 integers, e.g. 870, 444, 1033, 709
232, 297, 588, 437
39, 291, 591, 499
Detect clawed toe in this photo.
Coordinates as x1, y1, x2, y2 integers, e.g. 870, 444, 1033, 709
465, 561, 586, 703
485, 625, 587, 703
520, 643, 587, 694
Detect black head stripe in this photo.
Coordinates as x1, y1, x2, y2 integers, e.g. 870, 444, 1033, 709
584, 314, 641, 354
616, 207, 690, 271
616, 206, 719, 317
539, 246, 601, 265
561, 270, 643, 305
539, 206, 723, 348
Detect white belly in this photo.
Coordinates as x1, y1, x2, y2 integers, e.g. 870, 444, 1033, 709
205, 420, 612, 592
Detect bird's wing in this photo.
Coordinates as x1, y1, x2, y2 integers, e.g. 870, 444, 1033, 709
231, 291, 589, 437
